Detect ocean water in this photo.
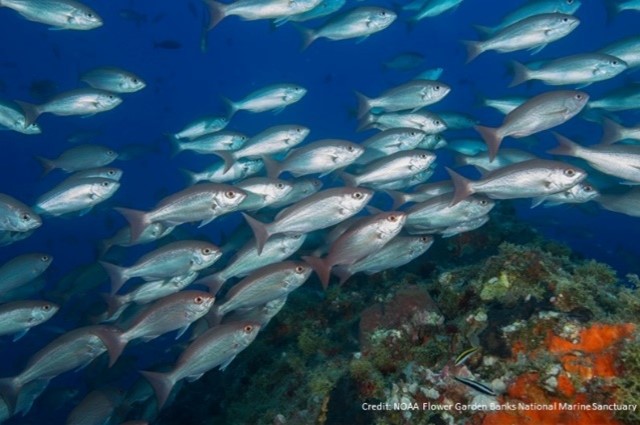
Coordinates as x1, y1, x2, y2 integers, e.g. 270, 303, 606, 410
1, 0, 639, 424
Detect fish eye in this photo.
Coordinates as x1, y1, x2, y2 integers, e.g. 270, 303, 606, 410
194, 296, 204, 304
243, 325, 254, 333
132, 78, 139, 83
41, 255, 49, 262
434, 85, 440, 91
567, 0, 573, 3
22, 214, 31, 221
353, 192, 363, 199
388, 215, 398, 222
292, 234, 301, 239
101, 181, 110, 187
276, 183, 285, 189
420, 236, 430, 242
612, 60, 618, 65
480, 199, 488, 205
108, 95, 114, 99
87, 13, 93, 18
347, 145, 355, 152
420, 154, 428, 159
295, 265, 305, 273
107, 150, 115, 156
107, 170, 115, 176
379, 11, 386, 16
202, 247, 212, 255
296, 128, 302, 133
562, 17, 569, 22
575, 94, 583, 100
225, 191, 236, 198
564, 168, 576, 177
584, 185, 593, 192
434, 120, 441, 126
42, 304, 51, 311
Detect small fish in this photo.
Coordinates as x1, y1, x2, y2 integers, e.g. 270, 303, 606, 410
600, 118, 640, 145
475, 90, 588, 160
171, 131, 248, 157
440, 215, 489, 237
278, 0, 346, 26
34, 177, 120, 217
65, 390, 122, 425
453, 376, 496, 396
410, 0, 463, 21
355, 128, 427, 165
531, 182, 599, 208
607, 0, 640, 15
481, 96, 526, 115
405, 193, 494, 234
0, 301, 59, 340
456, 148, 537, 173
183, 158, 264, 184
237, 177, 293, 211
64, 167, 122, 182
438, 112, 478, 130
153, 40, 182, 49
0, 0, 103, 30
341, 150, 436, 188
383, 52, 425, 71
36, 144, 118, 175
360, 110, 447, 133
296, 7, 397, 50
355, 80, 450, 118
587, 84, 640, 112
99, 222, 174, 256
267, 177, 323, 209
0, 99, 41, 134
413, 67, 444, 80
596, 187, 640, 217
205, 0, 323, 30
170, 116, 229, 140
599, 35, 640, 69
141, 321, 261, 409
386, 181, 454, 209
80, 67, 146, 93
0, 194, 42, 232
454, 346, 480, 366
223, 83, 307, 117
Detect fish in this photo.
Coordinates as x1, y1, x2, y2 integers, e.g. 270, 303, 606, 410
481, 95, 526, 115
303, 211, 406, 288
99, 222, 175, 256
369, 167, 436, 191
266, 177, 323, 209
215, 124, 310, 172
171, 131, 248, 157
409, 0, 464, 21
0, 0, 103, 30
222, 296, 287, 328
242, 187, 373, 254
99, 240, 222, 294
36, 144, 118, 175
264, 139, 364, 178
355, 128, 427, 165
236, 177, 293, 211
600, 118, 640, 145
447, 159, 587, 205
383, 52, 425, 71
333, 235, 434, 285
386, 181, 454, 209
606, 0, 640, 15
599, 35, 640, 69
595, 187, 640, 217
16, 89, 123, 125
475, 90, 589, 160
587, 84, 640, 112
0, 300, 59, 341
223, 84, 307, 117
438, 112, 478, 130
454, 346, 480, 366
102, 291, 215, 366
209, 261, 311, 324
413, 67, 444, 80
0, 99, 42, 134
0, 194, 42, 232
341, 150, 436, 188
296, 6, 397, 50
115, 183, 247, 242
169, 116, 229, 140
205, 0, 323, 30
275, 0, 345, 25
141, 321, 261, 409
65, 389, 122, 425
509, 53, 628, 88
456, 148, 538, 173
64, 167, 123, 182
404, 193, 495, 234
549, 133, 640, 184
80, 67, 146, 93
183, 158, 264, 184
463, 13, 580, 62
359, 110, 447, 133
355, 80, 451, 118
453, 376, 496, 396
34, 177, 120, 217
531, 182, 599, 208
440, 215, 490, 237
446, 139, 488, 156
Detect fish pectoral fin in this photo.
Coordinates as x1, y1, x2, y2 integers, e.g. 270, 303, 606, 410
175, 325, 189, 340
80, 113, 96, 119
186, 373, 204, 383
575, 83, 592, 89
12, 329, 29, 342
355, 36, 370, 44
198, 216, 216, 228
219, 354, 237, 371
273, 106, 286, 115
528, 44, 546, 55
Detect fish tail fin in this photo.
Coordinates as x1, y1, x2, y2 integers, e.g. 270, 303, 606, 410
474, 125, 502, 161
356, 113, 374, 132
166, 133, 182, 158
339, 171, 358, 187
35, 156, 56, 176
140, 370, 175, 410
204, 0, 227, 30
600, 117, 622, 144
385, 190, 407, 209
446, 167, 475, 206
98, 260, 129, 295
509, 60, 530, 87
242, 212, 271, 255
262, 155, 281, 178
179, 168, 199, 185
91, 326, 126, 367
0, 377, 20, 415
220, 96, 238, 119
97, 239, 112, 257
473, 24, 493, 36
14, 100, 41, 126
293, 23, 316, 51
213, 150, 235, 173
462, 40, 483, 63
198, 273, 225, 296
354, 91, 371, 119
205, 305, 224, 326
100, 292, 127, 319
548, 132, 580, 156
302, 255, 332, 290
113, 207, 150, 243
333, 266, 352, 286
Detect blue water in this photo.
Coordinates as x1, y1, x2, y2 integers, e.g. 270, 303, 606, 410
1, 0, 639, 423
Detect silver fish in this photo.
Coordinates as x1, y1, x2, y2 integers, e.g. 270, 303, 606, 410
531, 182, 599, 208
464, 13, 580, 62
34, 177, 120, 217
341, 150, 436, 187
99, 240, 222, 294
0, 194, 42, 232
355, 128, 427, 165
440, 215, 490, 237
170, 116, 229, 140
386, 180, 454, 209
599, 35, 640, 69
446, 139, 488, 156
456, 148, 538, 173
0, 253, 52, 295
405, 193, 495, 233
183, 158, 264, 184
16, 89, 122, 125
222, 296, 287, 328
242, 187, 373, 254
223, 83, 307, 117
416, 133, 447, 150
588, 84, 640, 112
99, 222, 175, 256
303, 211, 406, 289
237, 177, 293, 211
0, 0, 103, 30
0, 99, 41, 134
413, 67, 444, 80
447, 159, 586, 205
355, 80, 450, 118
267, 177, 323, 209
410, 0, 463, 21
80, 67, 146, 93
65, 167, 123, 182
141, 321, 261, 409
206, 0, 322, 29
115, 183, 247, 242
481, 96, 526, 115
278, 0, 345, 25
0, 300, 58, 340
475, 90, 588, 160
65, 389, 122, 425
360, 110, 446, 133
36, 144, 118, 174
171, 131, 248, 157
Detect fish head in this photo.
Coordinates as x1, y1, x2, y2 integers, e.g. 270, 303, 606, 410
565, 91, 590, 113
288, 261, 313, 284
340, 142, 365, 161
424, 82, 451, 102
287, 126, 311, 144
343, 188, 374, 211
101, 167, 123, 181
284, 85, 307, 103
194, 243, 223, 268
552, 164, 587, 190
280, 232, 306, 253
370, 8, 397, 29
597, 55, 628, 76
236, 321, 262, 345
92, 179, 120, 199
33, 301, 60, 322
70, 7, 103, 29
121, 75, 146, 92
14, 208, 42, 231
548, 14, 580, 37
242, 158, 265, 175
102, 148, 119, 161
402, 128, 427, 146
271, 180, 294, 199
572, 182, 599, 202
34, 253, 54, 269
377, 211, 407, 238
96, 93, 123, 110
216, 187, 248, 210
411, 150, 437, 170
188, 291, 216, 314
415, 235, 434, 250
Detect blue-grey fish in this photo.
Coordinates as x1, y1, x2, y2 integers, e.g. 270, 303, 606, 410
267, 177, 323, 209
405, 193, 495, 234
383, 52, 425, 71
510, 54, 627, 88
0, 194, 42, 232
333, 235, 433, 285
297, 7, 397, 50
0, 253, 52, 295
386, 180, 454, 208
115, 183, 247, 242
413, 67, 444, 80
264, 139, 363, 178
438, 112, 478, 130
464, 13, 580, 62
355, 128, 427, 165
475, 90, 588, 160
216, 124, 310, 172
183, 158, 264, 184
209, 261, 311, 324
65, 389, 122, 425
355, 80, 450, 118
409, 0, 463, 21
205, 0, 323, 29
607, 0, 640, 15
456, 148, 538, 173
16, 89, 122, 125
0, 300, 58, 340
0, 0, 103, 30
237, 177, 293, 211
303, 211, 406, 289
441, 215, 490, 237
587, 84, 640, 112
80, 67, 146, 93
447, 159, 586, 205
369, 166, 436, 191
141, 321, 261, 409
481, 96, 527, 115
103, 291, 215, 366
599, 35, 640, 69
34, 177, 119, 217
360, 110, 447, 133
243, 187, 373, 254
169, 116, 229, 140
600, 118, 640, 145
531, 182, 598, 208
99, 222, 174, 256
36, 144, 118, 175
549, 133, 640, 184
341, 150, 436, 188
446, 139, 487, 156
277, 0, 345, 26
171, 131, 248, 157
223, 84, 307, 117
99, 240, 222, 294
222, 296, 287, 328
0, 99, 41, 134
595, 187, 640, 217
65, 167, 122, 182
